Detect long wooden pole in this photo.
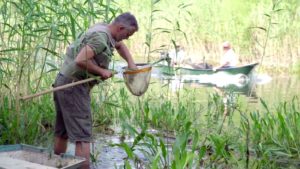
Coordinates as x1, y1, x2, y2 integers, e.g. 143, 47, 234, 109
20, 77, 99, 101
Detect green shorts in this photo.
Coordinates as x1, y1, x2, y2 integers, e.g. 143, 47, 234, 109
53, 73, 92, 142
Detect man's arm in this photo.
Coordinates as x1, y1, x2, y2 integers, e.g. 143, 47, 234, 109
115, 41, 137, 69
219, 61, 230, 68
75, 45, 112, 80
213, 61, 230, 71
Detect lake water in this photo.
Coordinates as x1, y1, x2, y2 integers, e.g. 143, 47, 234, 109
149, 66, 300, 112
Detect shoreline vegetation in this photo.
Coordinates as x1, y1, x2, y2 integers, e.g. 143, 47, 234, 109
1, 1, 299, 76
0, 0, 300, 168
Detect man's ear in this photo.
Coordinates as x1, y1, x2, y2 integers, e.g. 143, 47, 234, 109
118, 25, 126, 31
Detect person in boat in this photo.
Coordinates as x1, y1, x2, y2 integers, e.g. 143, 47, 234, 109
168, 45, 186, 66
53, 12, 138, 169
213, 41, 238, 70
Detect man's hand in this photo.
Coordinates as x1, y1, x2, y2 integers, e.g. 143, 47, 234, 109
99, 69, 113, 80
128, 63, 137, 70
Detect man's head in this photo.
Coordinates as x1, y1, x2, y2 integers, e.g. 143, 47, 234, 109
111, 12, 138, 42
222, 41, 231, 50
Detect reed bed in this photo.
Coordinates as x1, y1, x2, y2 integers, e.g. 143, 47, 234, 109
117, 0, 300, 71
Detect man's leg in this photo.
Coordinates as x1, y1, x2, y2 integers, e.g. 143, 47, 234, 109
75, 141, 90, 169
54, 136, 68, 155
53, 77, 68, 155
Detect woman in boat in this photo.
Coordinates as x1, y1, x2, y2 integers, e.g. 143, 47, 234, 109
214, 41, 238, 70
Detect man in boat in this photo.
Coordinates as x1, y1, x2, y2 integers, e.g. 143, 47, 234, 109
168, 45, 186, 66
164, 45, 213, 69
213, 41, 238, 70
53, 12, 138, 169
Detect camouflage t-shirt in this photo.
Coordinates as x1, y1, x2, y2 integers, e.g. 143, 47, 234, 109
60, 23, 116, 80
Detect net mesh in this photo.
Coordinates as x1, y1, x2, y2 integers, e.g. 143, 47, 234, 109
122, 64, 152, 96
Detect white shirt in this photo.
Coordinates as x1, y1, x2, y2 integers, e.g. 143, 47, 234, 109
220, 49, 238, 67
169, 49, 185, 65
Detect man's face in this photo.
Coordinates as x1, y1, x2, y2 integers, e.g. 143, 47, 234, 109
223, 46, 230, 51
115, 26, 136, 42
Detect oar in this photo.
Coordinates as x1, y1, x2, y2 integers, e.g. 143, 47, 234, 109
150, 56, 171, 66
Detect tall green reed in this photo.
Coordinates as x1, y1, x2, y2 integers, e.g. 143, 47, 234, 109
250, 0, 284, 71
0, 0, 120, 144
143, 0, 162, 62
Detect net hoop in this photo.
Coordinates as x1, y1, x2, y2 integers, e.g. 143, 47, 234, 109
122, 63, 152, 96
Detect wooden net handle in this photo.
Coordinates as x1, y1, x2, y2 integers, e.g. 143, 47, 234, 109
20, 77, 98, 101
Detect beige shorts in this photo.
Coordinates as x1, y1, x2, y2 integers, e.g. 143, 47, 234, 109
53, 73, 92, 142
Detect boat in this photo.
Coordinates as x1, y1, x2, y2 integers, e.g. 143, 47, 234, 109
0, 144, 85, 169
155, 62, 259, 76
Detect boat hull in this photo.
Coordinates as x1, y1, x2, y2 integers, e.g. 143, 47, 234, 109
155, 62, 259, 76
0, 144, 84, 169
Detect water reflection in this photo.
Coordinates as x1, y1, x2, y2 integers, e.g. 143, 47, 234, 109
157, 71, 275, 117
159, 71, 261, 100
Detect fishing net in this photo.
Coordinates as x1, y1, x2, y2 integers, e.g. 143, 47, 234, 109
123, 63, 152, 96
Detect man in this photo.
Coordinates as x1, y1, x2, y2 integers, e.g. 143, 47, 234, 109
214, 41, 238, 70
168, 45, 185, 66
53, 12, 138, 169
